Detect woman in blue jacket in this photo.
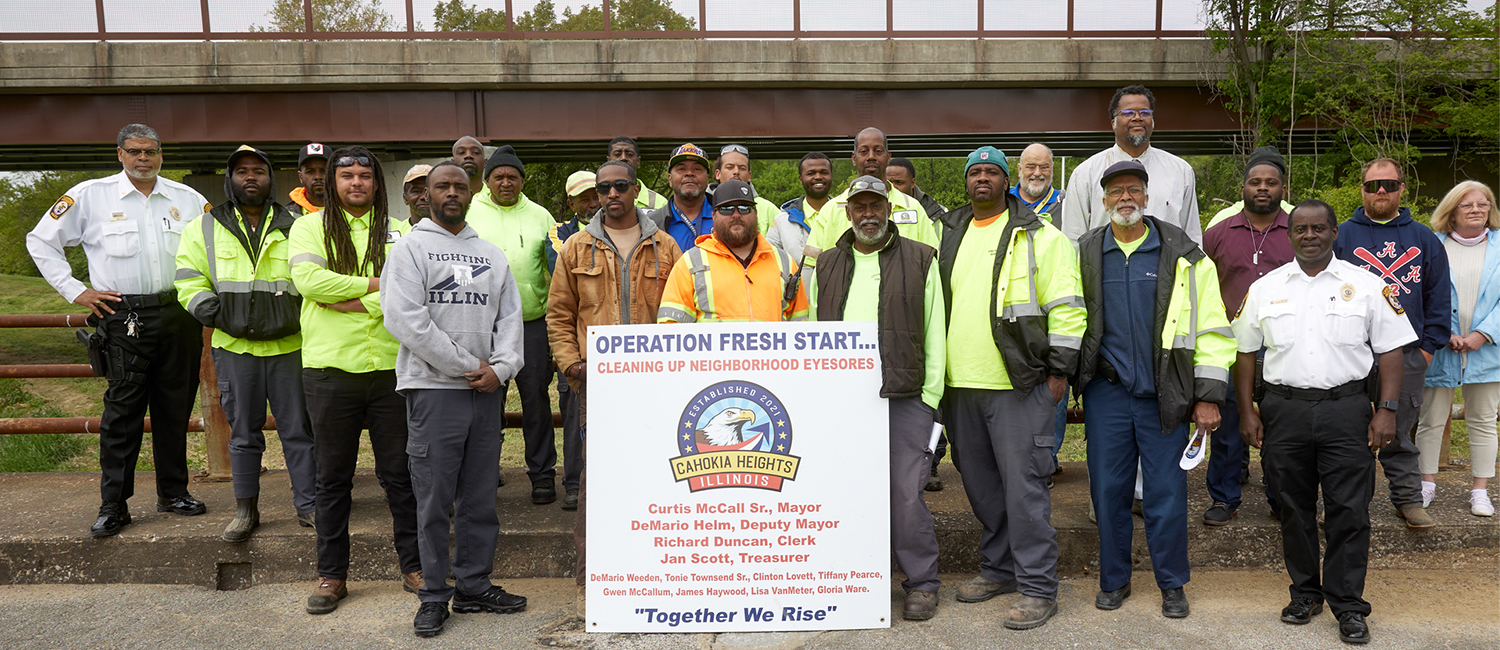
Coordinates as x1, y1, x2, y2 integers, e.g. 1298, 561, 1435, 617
1416, 181, 1500, 517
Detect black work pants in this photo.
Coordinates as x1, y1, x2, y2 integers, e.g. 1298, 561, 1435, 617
515, 318, 555, 483
1261, 391, 1375, 617
304, 367, 421, 579
96, 300, 201, 505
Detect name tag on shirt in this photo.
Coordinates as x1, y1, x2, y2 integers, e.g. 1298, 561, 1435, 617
891, 210, 919, 225
111, 212, 127, 221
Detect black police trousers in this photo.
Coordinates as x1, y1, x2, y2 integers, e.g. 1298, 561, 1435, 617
1260, 390, 1375, 617
96, 300, 201, 505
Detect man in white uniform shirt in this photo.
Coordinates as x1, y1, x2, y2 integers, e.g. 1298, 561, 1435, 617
26, 123, 212, 537
1063, 85, 1202, 244
1232, 200, 1414, 645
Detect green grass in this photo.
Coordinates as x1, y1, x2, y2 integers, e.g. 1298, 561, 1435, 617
0, 379, 92, 472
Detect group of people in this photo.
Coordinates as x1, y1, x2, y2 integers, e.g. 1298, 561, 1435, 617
23, 82, 1498, 643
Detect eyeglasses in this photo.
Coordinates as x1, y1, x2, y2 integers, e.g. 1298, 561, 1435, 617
720, 144, 749, 157
715, 204, 755, 216
1460, 202, 1493, 211
1116, 109, 1153, 119
1362, 179, 1401, 193
122, 148, 161, 157
850, 179, 887, 193
1105, 186, 1147, 199
333, 156, 373, 168
595, 180, 634, 196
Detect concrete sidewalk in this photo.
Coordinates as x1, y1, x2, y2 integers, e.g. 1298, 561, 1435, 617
0, 569, 1495, 650
0, 463, 1495, 587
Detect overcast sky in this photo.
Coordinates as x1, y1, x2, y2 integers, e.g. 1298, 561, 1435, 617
2, 0, 1492, 35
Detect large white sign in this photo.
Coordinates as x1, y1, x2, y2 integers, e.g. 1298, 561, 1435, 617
586, 322, 890, 633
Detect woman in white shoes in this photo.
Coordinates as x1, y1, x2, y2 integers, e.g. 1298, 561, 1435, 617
1416, 181, 1500, 517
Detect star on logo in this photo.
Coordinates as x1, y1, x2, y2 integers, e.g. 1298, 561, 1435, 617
776, 445, 785, 452
683, 445, 692, 453
683, 421, 692, 428
776, 420, 785, 427
779, 432, 787, 439
682, 433, 691, 440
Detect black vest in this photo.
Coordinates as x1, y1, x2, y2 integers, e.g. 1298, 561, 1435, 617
815, 228, 935, 398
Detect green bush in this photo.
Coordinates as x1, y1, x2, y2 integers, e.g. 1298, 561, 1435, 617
0, 379, 91, 472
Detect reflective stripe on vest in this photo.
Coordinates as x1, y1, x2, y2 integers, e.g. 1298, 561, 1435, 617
683, 245, 798, 321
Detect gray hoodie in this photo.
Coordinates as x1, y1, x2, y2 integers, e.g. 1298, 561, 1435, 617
381, 219, 525, 391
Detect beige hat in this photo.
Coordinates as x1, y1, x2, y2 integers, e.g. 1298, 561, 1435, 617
402, 164, 432, 185
566, 170, 597, 197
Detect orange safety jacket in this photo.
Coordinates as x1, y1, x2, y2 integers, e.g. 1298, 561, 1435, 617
657, 233, 809, 323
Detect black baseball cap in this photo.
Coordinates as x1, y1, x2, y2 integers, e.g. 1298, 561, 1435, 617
298, 143, 329, 167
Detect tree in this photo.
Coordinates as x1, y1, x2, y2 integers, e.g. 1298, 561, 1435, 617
0, 171, 109, 279
433, 0, 695, 33
1203, 0, 1497, 199
255, 0, 396, 32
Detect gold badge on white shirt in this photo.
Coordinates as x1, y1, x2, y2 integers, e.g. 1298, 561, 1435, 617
1341, 283, 1355, 301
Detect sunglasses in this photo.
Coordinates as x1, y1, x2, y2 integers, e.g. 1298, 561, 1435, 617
1362, 179, 1402, 193
850, 179, 887, 193
595, 180, 635, 196
333, 156, 373, 168
122, 148, 161, 157
1116, 109, 1153, 119
715, 204, 755, 216
720, 144, 749, 157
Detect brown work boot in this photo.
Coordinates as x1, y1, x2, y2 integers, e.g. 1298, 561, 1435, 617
403, 570, 424, 594
903, 590, 938, 620
1003, 595, 1058, 630
1399, 506, 1437, 529
955, 575, 1017, 603
305, 577, 347, 615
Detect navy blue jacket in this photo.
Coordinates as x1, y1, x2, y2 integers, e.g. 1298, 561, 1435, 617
1100, 225, 1163, 398
1333, 207, 1452, 354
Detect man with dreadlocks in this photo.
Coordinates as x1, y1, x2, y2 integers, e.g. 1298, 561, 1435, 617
287, 146, 422, 615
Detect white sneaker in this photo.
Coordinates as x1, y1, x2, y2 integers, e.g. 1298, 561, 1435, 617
1471, 490, 1494, 517
1420, 481, 1437, 508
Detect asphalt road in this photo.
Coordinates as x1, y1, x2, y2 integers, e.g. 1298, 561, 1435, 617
1, 569, 1493, 650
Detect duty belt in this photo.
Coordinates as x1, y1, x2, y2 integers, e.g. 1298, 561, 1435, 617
116, 290, 177, 310
1264, 378, 1366, 402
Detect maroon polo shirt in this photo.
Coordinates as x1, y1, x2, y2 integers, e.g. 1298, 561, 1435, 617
1202, 209, 1294, 316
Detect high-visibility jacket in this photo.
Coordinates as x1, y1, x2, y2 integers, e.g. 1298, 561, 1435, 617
657, 233, 809, 323
636, 186, 668, 211
287, 208, 411, 372
174, 202, 302, 356
1076, 215, 1236, 434
466, 191, 554, 321
939, 198, 1088, 394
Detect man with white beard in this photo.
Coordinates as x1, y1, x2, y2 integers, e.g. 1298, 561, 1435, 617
805, 175, 946, 621
1062, 86, 1201, 244
1011, 144, 1065, 224
1072, 160, 1235, 620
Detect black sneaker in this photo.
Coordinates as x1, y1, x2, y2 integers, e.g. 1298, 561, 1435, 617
90, 502, 131, 538
453, 585, 527, 614
413, 602, 449, 638
156, 494, 207, 516
531, 478, 557, 505
924, 467, 944, 492
1203, 501, 1238, 526
561, 488, 579, 511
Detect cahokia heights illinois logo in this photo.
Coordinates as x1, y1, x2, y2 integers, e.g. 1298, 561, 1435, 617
669, 381, 800, 493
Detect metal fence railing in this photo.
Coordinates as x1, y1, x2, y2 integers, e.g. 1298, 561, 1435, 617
0, 0, 1205, 41
0, 313, 562, 479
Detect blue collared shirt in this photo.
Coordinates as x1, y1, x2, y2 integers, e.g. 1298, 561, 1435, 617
664, 199, 714, 253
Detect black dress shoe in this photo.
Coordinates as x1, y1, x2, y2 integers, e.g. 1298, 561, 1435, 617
90, 502, 131, 538
1280, 597, 1323, 624
1161, 587, 1189, 618
157, 494, 206, 516
1338, 612, 1370, 644
1095, 583, 1131, 610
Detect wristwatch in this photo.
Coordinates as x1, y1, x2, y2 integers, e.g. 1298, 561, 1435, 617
1376, 400, 1399, 412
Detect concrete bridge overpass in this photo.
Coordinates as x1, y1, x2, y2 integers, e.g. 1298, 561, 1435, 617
0, 37, 1271, 172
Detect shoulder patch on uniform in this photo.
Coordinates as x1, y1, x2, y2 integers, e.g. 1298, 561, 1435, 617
1382, 284, 1404, 315
49, 195, 75, 219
